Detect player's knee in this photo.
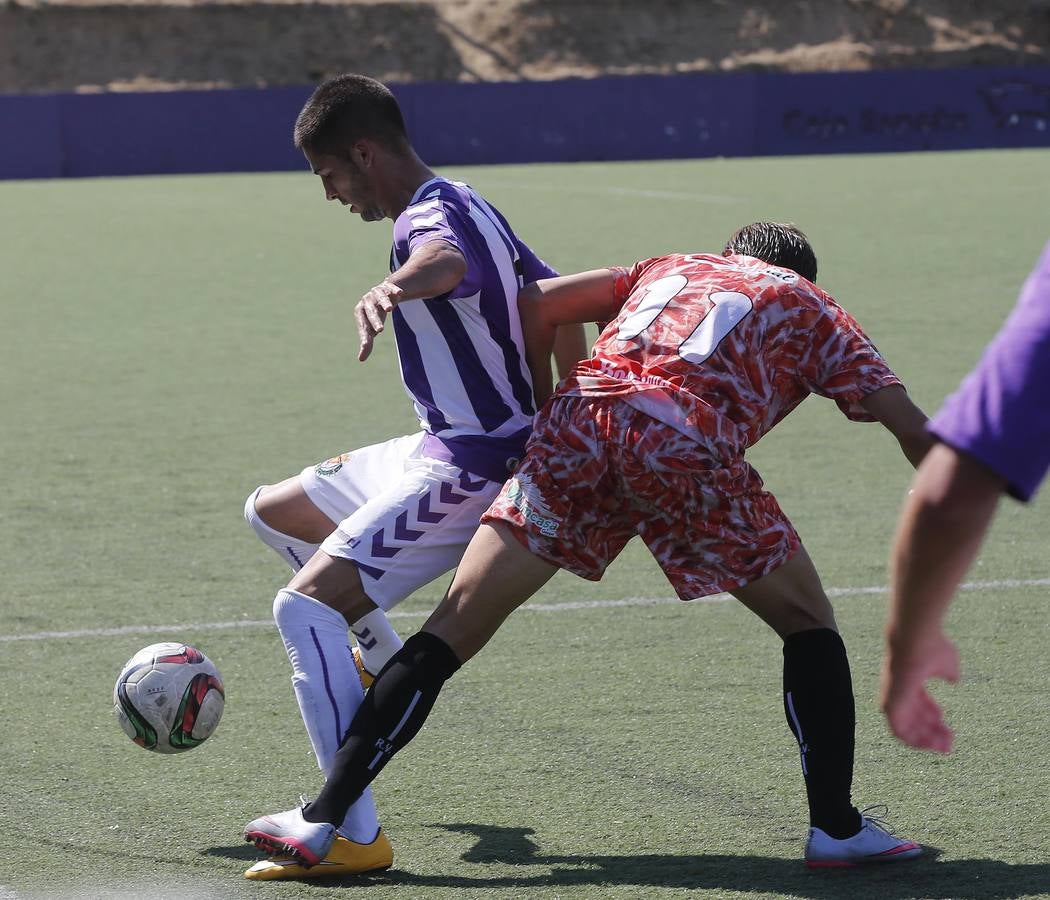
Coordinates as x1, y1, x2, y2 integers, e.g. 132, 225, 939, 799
271, 587, 339, 633
252, 484, 287, 528
249, 479, 335, 544
272, 587, 295, 628
244, 486, 264, 526
777, 594, 837, 637
272, 588, 287, 627
244, 485, 273, 542
737, 584, 836, 638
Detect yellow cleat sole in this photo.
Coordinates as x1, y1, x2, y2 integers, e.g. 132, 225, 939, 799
244, 830, 393, 881
352, 647, 376, 691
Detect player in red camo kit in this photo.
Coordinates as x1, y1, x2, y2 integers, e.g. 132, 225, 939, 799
247, 222, 930, 868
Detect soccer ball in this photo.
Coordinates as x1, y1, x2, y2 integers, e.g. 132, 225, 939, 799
113, 642, 225, 753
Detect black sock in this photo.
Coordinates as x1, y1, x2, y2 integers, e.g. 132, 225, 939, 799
303, 631, 461, 827
782, 628, 862, 839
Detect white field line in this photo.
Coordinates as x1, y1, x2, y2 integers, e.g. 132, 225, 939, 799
2, 577, 1048, 645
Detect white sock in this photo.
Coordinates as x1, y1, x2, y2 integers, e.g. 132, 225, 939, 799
244, 487, 321, 572
350, 608, 404, 675
272, 588, 381, 843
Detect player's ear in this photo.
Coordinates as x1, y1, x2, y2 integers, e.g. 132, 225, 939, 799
350, 140, 373, 170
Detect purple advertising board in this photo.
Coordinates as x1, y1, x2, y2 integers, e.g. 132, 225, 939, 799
2, 67, 1049, 179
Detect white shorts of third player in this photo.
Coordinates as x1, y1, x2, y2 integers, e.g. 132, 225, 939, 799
300, 432, 503, 612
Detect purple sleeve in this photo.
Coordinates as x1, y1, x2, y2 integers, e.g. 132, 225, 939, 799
397, 187, 555, 299
929, 241, 1050, 501
400, 201, 485, 300
480, 195, 557, 282
517, 238, 559, 283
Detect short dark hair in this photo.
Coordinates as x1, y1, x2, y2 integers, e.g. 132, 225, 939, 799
724, 222, 818, 283
294, 74, 409, 155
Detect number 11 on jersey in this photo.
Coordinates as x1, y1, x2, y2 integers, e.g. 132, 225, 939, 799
616, 275, 754, 365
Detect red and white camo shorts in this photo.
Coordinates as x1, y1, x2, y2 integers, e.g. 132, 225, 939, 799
481, 395, 801, 600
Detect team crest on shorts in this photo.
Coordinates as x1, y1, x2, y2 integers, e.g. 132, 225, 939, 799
507, 473, 560, 537
315, 452, 352, 476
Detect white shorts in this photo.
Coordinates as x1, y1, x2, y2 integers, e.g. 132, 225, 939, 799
300, 433, 503, 611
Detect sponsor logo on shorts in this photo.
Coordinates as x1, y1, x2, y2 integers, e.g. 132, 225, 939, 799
506, 474, 560, 537
315, 452, 352, 477
598, 359, 673, 389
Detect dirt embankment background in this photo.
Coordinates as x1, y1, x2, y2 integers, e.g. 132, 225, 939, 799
2, 0, 1049, 94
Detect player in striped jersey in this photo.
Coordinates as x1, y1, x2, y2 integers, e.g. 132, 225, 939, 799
246, 223, 930, 869
241, 75, 585, 880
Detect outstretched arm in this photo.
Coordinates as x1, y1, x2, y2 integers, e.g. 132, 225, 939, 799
519, 269, 624, 405
356, 240, 467, 361
880, 443, 1004, 753
859, 385, 934, 468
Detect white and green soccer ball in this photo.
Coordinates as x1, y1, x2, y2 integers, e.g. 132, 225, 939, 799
113, 642, 225, 753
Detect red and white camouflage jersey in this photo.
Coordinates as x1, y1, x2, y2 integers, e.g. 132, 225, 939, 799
561, 253, 901, 454
482, 253, 905, 598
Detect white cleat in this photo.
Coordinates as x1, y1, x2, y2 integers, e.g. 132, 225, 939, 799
244, 801, 336, 867
805, 806, 922, 868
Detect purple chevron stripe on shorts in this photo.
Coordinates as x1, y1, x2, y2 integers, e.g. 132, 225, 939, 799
416, 493, 446, 524
371, 529, 401, 559
393, 510, 425, 542
355, 560, 386, 581
439, 482, 468, 505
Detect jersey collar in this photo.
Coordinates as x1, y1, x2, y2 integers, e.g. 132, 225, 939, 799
409, 176, 447, 205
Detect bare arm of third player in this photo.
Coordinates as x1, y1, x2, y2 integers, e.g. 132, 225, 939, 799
519, 270, 934, 463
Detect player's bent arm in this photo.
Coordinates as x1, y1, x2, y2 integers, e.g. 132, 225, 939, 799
387, 239, 467, 300
885, 443, 1004, 668
519, 270, 622, 404
859, 385, 934, 468
553, 323, 590, 380
356, 241, 469, 361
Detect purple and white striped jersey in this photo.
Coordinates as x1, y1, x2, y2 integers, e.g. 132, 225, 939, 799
390, 176, 558, 481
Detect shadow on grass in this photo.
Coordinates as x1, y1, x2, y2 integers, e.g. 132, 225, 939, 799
202, 823, 1050, 898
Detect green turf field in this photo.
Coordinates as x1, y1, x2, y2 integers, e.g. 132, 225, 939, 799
1, 149, 1048, 899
